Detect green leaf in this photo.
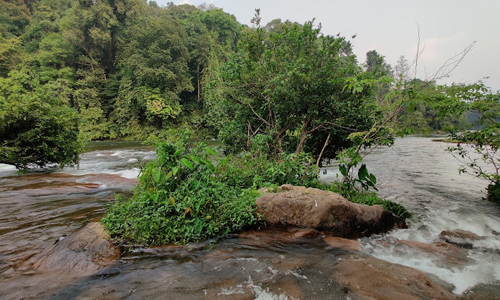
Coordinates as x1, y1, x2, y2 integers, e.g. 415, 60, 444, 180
368, 173, 377, 184
174, 148, 184, 157
339, 164, 347, 176
406, 102, 417, 113
152, 167, 161, 183
180, 158, 193, 170
205, 147, 218, 156
172, 166, 179, 176
358, 164, 368, 181
201, 159, 215, 172
186, 155, 200, 164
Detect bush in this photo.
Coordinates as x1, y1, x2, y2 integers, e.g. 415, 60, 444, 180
0, 78, 82, 169
215, 151, 319, 189
102, 140, 260, 245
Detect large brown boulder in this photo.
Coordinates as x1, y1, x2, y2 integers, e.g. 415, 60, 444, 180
256, 185, 406, 238
32, 222, 119, 276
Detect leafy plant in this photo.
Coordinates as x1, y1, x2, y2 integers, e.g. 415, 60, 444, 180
337, 146, 378, 192
102, 139, 261, 245
216, 151, 319, 189
0, 74, 83, 169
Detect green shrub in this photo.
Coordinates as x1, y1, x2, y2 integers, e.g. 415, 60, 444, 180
102, 140, 260, 245
215, 151, 320, 189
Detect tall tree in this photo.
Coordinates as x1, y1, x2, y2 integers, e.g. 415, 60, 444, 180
365, 50, 392, 78
219, 11, 373, 162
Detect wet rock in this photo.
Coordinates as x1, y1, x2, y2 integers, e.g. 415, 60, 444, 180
400, 240, 469, 267
362, 235, 469, 268
256, 184, 406, 238
323, 237, 361, 252
333, 253, 458, 300
439, 229, 483, 248
289, 228, 322, 239
32, 222, 119, 276
237, 228, 322, 249
460, 283, 500, 300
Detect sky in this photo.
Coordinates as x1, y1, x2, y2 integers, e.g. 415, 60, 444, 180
163, 0, 499, 90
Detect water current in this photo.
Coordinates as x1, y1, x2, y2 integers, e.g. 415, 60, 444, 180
0, 137, 499, 299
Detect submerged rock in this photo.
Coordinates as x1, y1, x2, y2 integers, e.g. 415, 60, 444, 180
439, 229, 484, 249
256, 184, 406, 238
333, 253, 458, 300
32, 222, 119, 276
361, 235, 470, 268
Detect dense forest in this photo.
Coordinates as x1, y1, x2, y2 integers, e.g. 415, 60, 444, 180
0, 0, 473, 168
0, 0, 242, 140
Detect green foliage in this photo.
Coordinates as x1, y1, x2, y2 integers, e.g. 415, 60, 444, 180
438, 82, 500, 203
365, 50, 393, 78
218, 10, 373, 160
338, 146, 378, 192
0, 0, 245, 140
102, 138, 261, 245
102, 132, 322, 245
216, 152, 319, 189
0, 72, 83, 169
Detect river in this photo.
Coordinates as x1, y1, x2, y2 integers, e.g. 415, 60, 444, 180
0, 136, 499, 299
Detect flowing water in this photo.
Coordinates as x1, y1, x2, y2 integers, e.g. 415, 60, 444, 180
0, 137, 499, 299
322, 136, 500, 294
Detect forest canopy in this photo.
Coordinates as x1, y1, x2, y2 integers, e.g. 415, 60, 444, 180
0, 0, 474, 169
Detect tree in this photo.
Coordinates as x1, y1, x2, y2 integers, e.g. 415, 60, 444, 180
0, 71, 82, 169
442, 82, 500, 203
111, 8, 192, 136
365, 50, 392, 78
0, 0, 30, 76
218, 10, 374, 164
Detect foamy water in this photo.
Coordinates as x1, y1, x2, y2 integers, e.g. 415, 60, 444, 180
321, 136, 500, 294
59, 147, 155, 179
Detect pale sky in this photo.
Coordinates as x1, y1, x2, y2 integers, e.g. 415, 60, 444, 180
165, 0, 499, 91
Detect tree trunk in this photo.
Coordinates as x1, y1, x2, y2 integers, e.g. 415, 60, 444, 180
316, 132, 331, 168
295, 119, 311, 155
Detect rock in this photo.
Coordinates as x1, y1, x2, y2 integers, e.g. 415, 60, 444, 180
256, 185, 406, 238
401, 240, 469, 267
334, 253, 458, 300
439, 229, 483, 249
32, 222, 119, 276
362, 235, 469, 268
460, 283, 500, 300
323, 237, 361, 251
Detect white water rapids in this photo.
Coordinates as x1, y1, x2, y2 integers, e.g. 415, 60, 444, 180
322, 136, 500, 294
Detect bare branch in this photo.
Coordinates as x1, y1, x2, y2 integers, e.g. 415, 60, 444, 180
429, 41, 476, 81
